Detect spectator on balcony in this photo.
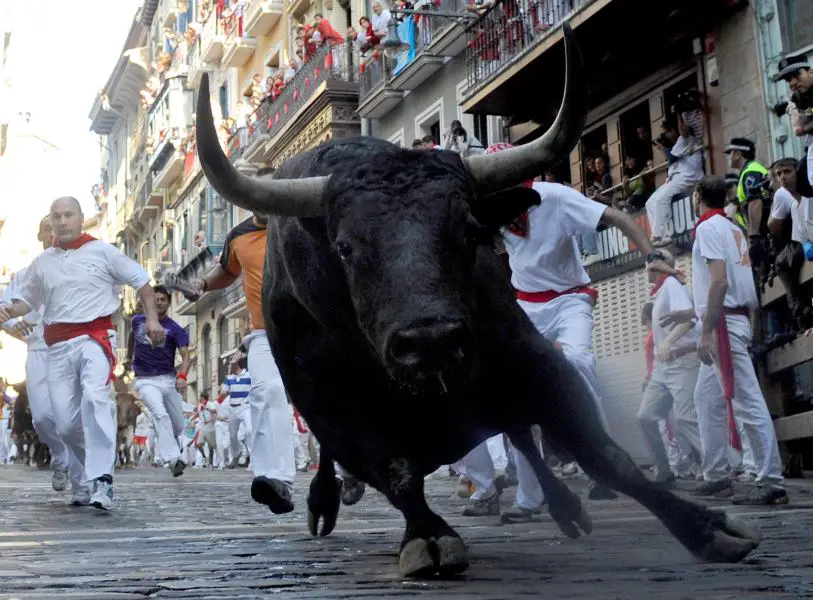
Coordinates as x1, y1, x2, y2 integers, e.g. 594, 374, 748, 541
619, 155, 655, 213
371, 1, 392, 40
283, 60, 298, 84
350, 16, 381, 53
441, 120, 485, 157
411, 138, 423, 148
313, 13, 345, 45
420, 135, 441, 149
646, 115, 704, 247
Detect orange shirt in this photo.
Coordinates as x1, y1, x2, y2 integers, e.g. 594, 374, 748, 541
220, 218, 267, 331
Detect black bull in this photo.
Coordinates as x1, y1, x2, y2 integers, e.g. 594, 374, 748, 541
195, 25, 761, 578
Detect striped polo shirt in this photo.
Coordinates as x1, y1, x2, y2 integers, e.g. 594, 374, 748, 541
225, 370, 251, 406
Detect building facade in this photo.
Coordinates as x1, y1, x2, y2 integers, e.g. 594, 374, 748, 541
91, 0, 810, 460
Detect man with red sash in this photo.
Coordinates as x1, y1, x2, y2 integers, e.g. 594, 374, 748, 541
636, 249, 702, 487
483, 143, 670, 522
0, 197, 165, 510
680, 176, 786, 504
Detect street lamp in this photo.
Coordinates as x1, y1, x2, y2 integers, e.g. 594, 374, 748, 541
380, 8, 477, 59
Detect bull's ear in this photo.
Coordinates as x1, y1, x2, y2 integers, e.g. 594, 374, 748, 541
470, 185, 541, 231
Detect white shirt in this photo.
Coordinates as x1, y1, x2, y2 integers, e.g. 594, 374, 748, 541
651, 275, 698, 355
13, 240, 150, 325
371, 9, 391, 34
692, 213, 758, 319
668, 135, 704, 181
502, 182, 607, 293
769, 186, 812, 243
0, 266, 46, 351
134, 412, 150, 437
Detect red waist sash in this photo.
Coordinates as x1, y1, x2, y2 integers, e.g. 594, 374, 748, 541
43, 316, 117, 384
515, 285, 599, 304
716, 307, 749, 451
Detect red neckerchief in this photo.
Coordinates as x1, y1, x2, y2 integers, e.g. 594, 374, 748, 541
644, 329, 654, 380
505, 180, 535, 237
649, 272, 685, 297
53, 233, 97, 250
691, 208, 727, 239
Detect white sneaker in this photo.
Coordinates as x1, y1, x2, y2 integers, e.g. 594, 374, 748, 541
52, 469, 69, 492
90, 478, 114, 511
70, 487, 91, 506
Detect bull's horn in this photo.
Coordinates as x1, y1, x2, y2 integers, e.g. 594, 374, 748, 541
195, 74, 328, 217
464, 23, 588, 193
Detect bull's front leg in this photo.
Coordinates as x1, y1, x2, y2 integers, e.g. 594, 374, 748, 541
307, 447, 342, 537
377, 456, 468, 578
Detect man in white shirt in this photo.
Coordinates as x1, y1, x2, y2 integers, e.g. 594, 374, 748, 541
646, 115, 705, 247
665, 176, 787, 505
637, 250, 702, 486
472, 142, 675, 523
0, 217, 83, 493
370, 0, 391, 40
0, 197, 165, 510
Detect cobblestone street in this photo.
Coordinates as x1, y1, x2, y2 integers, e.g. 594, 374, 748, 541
1, 465, 813, 599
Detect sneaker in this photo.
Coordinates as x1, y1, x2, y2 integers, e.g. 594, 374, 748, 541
561, 462, 579, 477
462, 493, 500, 517
736, 471, 757, 483
250, 476, 294, 514
70, 487, 91, 506
52, 469, 69, 492
587, 480, 619, 500
689, 479, 733, 498
500, 503, 542, 524
170, 459, 186, 478
90, 477, 114, 511
731, 485, 789, 506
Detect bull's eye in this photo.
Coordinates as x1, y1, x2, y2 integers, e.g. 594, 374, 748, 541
335, 241, 353, 259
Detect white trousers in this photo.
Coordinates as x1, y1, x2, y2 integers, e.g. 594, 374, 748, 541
511, 293, 607, 509
135, 374, 184, 463
457, 434, 509, 501
645, 174, 699, 238
228, 402, 252, 460
693, 315, 783, 485
244, 330, 295, 484
638, 355, 703, 476
48, 335, 118, 483
215, 420, 231, 467
0, 422, 9, 463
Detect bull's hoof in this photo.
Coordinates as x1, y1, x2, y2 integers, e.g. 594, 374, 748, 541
436, 535, 469, 575
398, 538, 436, 578
341, 477, 366, 506
306, 475, 341, 537
698, 513, 762, 563
549, 494, 593, 539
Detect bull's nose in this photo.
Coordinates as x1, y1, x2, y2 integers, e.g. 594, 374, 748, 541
388, 320, 470, 372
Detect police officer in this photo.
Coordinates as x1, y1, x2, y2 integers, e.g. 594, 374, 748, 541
723, 138, 771, 270
773, 52, 813, 198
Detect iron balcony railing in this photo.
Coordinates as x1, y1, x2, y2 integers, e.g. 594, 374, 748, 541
227, 126, 250, 162
257, 42, 358, 144
464, 0, 592, 97
359, 0, 468, 101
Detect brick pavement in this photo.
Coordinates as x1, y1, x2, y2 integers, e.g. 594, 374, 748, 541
1, 465, 813, 599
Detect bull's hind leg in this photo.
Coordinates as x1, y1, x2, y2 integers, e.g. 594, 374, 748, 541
537, 365, 760, 563
378, 456, 468, 578
307, 448, 342, 537
508, 429, 592, 538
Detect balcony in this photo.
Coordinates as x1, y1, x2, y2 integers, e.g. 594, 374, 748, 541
357, 53, 406, 119
200, 11, 225, 64
186, 39, 210, 88
255, 42, 361, 165
287, 0, 311, 19
460, 0, 743, 117
134, 174, 164, 222
387, 16, 445, 91
227, 127, 251, 163
244, 0, 283, 37
157, 0, 180, 30
425, 0, 471, 57
152, 140, 186, 189
222, 13, 257, 68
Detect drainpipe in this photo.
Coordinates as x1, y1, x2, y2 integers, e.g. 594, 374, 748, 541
752, 0, 798, 161
361, 117, 371, 136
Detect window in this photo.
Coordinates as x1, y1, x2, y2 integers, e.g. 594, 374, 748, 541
472, 114, 488, 148
414, 97, 444, 144
219, 84, 229, 119
778, 0, 813, 52
217, 317, 229, 383
201, 323, 212, 395
456, 81, 488, 149
388, 128, 405, 148
197, 189, 208, 246
210, 188, 232, 245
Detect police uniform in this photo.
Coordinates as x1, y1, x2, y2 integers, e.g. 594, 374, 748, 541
773, 53, 813, 198
723, 138, 769, 233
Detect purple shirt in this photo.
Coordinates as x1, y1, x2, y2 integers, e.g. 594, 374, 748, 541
131, 314, 189, 377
